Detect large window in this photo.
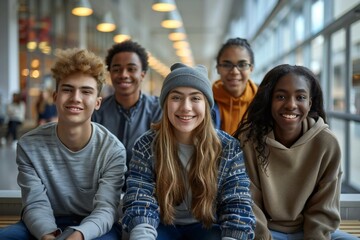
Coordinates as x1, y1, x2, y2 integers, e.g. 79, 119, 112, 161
351, 20, 360, 115
350, 19, 360, 189
311, 0, 324, 33
333, 0, 360, 19
330, 29, 346, 112
311, 36, 324, 78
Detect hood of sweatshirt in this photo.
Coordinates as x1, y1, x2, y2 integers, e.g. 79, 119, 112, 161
212, 79, 258, 106
212, 79, 258, 134
266, 117, 329, 149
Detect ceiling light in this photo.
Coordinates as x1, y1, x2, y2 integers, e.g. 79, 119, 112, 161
97, 12, 116, 32
72, 0, 93, 17
161, 10, 183, 29
152, 0, 176, 12
173, 40, 189, 49
168, 27, 187, 41
113, 25, 131, 43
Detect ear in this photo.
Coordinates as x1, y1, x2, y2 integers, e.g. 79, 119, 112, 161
53, 91, 57, 102
309, 97, 312, 109
95, 97, 102, 110
216, 65, 220, 75
140, 71, 146, 82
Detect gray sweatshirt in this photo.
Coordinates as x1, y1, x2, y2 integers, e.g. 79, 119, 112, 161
17, 122, 127, 239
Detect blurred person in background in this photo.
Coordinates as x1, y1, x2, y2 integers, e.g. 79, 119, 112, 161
36, 88, 58, 125
2, 92, 25, 147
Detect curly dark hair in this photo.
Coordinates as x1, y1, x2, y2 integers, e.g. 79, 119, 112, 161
216, 37, 255, 65
233, 64, 326, 170
105, 40, 149, 72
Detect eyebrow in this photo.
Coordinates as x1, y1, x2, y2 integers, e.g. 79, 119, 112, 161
221, 60, 250, 64
274, 88, 308, 94
170, 89, 203, 95
111, 63, 139, 68
60, 84, 96, 91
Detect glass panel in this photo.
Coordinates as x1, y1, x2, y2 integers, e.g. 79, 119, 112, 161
295, 10, 305, 43
351, 20, 360, 114
350, 121, 360, 190
295, 48, 303, 65
330, 29, 346, 112
328, 118, 346, 182
333, 0, 360, 19
282, 20, 291, 52
311, 0, 324, 33
311, 35, 324, 79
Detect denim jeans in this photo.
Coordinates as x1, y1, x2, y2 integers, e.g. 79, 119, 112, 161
0, 216, 122, 240
270, 229, 359, 240
156, 222, 221, 240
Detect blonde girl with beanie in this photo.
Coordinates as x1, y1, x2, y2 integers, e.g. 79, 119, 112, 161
122, 63, 255, 240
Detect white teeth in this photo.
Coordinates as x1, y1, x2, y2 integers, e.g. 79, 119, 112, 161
68, 107, 81, 111
282, 114, 296, 119
179, 116, 193, 120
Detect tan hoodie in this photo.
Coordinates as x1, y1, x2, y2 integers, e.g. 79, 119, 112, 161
240, 117, 342, 239
212, 79, 258, 135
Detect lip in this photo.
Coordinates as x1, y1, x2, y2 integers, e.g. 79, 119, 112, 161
114, 80, 132, 87
226, 78, 241, 82
66, 106, 83, 113
176, 115, 195, 121
280, 113, 299, 119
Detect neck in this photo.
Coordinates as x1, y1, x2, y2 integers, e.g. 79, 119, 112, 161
115, 91, 141, 110
274, 127, 302, 148
56, 122, 92, 151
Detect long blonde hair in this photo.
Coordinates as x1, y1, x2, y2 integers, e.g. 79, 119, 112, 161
152, 99, 222, 228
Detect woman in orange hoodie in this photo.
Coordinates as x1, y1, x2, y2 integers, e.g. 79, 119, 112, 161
212, 38, 258, 135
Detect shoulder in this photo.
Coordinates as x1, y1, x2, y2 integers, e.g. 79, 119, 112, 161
97, 95, 116, 111
133, 130, 156, 148
310, 117, 339, 147
19, 122, 56, 145
216, 129, 242, 153
216, 129, 239, 145
92, 122, 125, 148
139, 94, 162, 118
141, 94, 161, 108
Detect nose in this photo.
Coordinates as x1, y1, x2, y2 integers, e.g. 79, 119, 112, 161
181, 98, 192, 111
285, 97, 297, 109
71, 90, 81, 102
118, 68, 129, 79
230, 65, 241, 73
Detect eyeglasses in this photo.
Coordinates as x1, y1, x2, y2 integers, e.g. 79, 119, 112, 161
218, 62, 252, 71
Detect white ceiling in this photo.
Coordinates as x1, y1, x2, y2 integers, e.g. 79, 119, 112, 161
91, 0, 237, 72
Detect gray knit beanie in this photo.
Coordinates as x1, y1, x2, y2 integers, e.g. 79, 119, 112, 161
159, 62, 214, 108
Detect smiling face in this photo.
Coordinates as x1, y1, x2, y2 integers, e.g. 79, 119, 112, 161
109, 51, 145, 99
216, 46, 254, 98
54, 72, 101, 126
271, 73, 312, 146
167, 87, 206, 144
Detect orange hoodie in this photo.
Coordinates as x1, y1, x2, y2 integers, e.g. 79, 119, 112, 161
212, 79, 258, 135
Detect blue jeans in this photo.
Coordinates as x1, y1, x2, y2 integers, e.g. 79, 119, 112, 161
156, 222, 221, 240
0, 216, 122, 240
270, 229, 359, 240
